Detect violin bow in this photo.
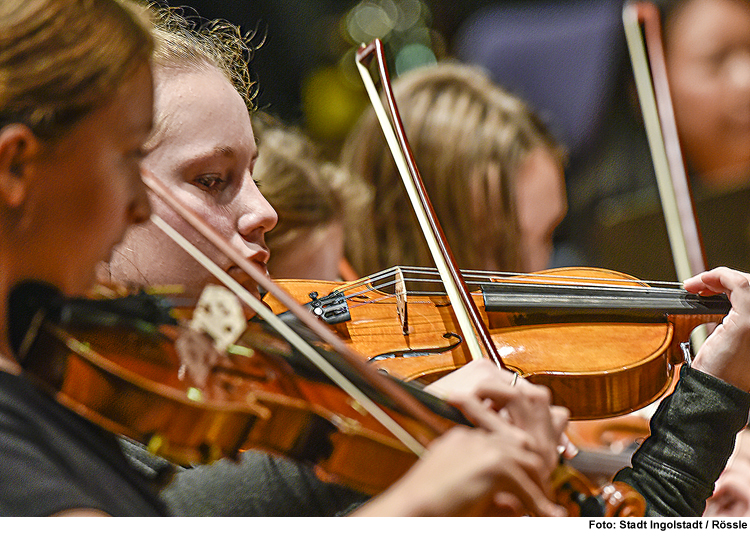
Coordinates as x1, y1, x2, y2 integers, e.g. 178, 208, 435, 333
622, 2, 707, 280
355, 39, 507, 372
622, 1, 709, 346
142, 170, 456, 456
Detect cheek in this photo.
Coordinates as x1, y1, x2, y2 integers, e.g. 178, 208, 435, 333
670, 60, 730, 134
63, 158, 129, 248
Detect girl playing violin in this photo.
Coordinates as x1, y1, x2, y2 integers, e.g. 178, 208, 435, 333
100, 3, 750, 518
131, 8, 750, 516
110, 4, 750, 515
0, 0, 568, 517
0, 0, 160, 516
101, 3, 570, 518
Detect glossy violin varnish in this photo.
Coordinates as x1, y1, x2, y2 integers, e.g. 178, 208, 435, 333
267, 266, 728, 420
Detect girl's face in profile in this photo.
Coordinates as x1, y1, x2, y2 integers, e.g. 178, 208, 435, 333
514, 147, 567, 272
28, 62, 153, 296
107, 65, 278, 299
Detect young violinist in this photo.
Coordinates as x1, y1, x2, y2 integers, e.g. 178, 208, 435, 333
0, 0, 160, 516
0, 0, 563, 518
104, 4, 750, 518
88, 2, 573, 517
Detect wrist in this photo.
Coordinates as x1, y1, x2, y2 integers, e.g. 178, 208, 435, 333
351, 486, 433, 517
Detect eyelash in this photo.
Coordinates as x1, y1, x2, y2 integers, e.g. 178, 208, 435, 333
193, 174, 228, 192
253, 178, 262, 189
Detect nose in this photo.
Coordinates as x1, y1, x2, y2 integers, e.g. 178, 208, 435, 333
128, 171, 152, 225
236, 175, 278, 242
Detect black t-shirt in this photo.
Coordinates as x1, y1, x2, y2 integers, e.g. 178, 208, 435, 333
0, 371, 169, 516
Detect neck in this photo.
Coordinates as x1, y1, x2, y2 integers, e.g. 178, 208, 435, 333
0, 265, 25, 375
0, 311, 22, 375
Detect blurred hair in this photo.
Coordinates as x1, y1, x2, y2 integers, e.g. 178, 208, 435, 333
340, 62, 564, 275
253, 112, 372, 277
0, 0, 153, 141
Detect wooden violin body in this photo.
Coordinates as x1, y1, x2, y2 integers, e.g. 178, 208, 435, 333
12, 283, 429, 495
10, 281, 647, 514
265, 267, 729, 420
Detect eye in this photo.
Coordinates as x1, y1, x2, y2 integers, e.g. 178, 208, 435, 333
192, 174, 229, 192
253, 178, 263, 189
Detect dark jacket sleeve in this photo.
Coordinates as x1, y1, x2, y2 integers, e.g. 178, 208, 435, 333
614, 364, 750, 516
160, 449, 369, 516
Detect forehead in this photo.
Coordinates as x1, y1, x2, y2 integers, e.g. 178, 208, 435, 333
668, 0, 750, 45
149, 64, 255, 154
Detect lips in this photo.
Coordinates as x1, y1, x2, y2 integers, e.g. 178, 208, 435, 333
225, 261, 268, 299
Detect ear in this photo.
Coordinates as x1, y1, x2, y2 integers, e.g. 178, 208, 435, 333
0, 124, 40, 208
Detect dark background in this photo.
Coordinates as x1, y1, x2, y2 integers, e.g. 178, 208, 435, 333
156, 1, 557, 141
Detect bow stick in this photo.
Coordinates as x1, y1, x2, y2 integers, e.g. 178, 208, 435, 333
142, 169, 459, 455
623, 1, 707, 280
623, 1, 709, 345
355, 39, 507, 373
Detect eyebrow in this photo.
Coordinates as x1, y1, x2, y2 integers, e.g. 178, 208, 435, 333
177, 145, 258, 173
213, 145, 258, 160
215, 146, 236, 157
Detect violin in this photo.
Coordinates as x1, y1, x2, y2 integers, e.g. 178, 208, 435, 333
7, 279, 647, 515
8, 280, 460, 495
263, 265, 729, 420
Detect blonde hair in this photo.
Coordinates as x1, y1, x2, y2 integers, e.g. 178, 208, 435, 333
340, 62, 564, 275
140, 4, 258, 150
253, 113, 372, 275
0, 0, 153, 141
147, 5, 257, 111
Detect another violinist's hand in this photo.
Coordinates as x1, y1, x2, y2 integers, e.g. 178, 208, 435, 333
426, 358, 572, 472
353, 406, 566, 517
705, 429, 750, 517
684, 267, 750, 391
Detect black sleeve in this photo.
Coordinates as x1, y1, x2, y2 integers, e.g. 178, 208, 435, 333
0, 389, 167, 517
614, 364, 750, 516
161, 449, 369, 516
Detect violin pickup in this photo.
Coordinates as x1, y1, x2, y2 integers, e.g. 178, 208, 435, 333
306, 290, 351, 325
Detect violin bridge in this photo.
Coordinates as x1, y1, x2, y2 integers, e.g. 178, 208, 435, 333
395, 267, 409, 336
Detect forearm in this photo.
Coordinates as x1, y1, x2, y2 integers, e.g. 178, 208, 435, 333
614, 365, 750, 516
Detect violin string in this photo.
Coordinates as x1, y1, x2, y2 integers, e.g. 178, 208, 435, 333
391, 266, 687, 288
334, 267, 693, 307
348, 265, 687, 291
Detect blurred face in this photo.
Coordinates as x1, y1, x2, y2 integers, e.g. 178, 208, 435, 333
267, 222, 345, 281
665, 0, 750, 186
514, 147, 567, 272
23, 62, 153, 295
107, 65, 277, 299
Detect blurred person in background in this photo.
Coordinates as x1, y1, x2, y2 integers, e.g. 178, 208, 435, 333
339, 62, 568, 277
